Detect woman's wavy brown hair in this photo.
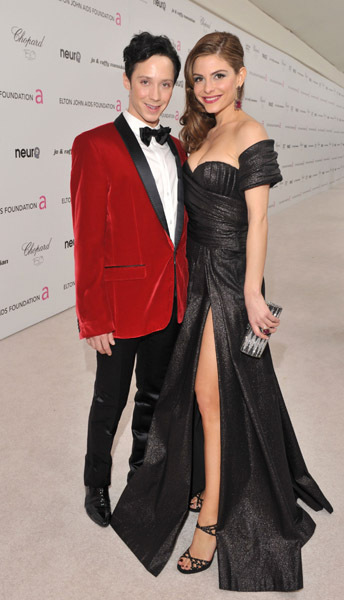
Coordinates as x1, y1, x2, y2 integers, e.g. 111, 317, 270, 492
180, 31, 245, 154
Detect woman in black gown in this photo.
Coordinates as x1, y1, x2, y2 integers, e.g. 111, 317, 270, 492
111, 32, 332, 592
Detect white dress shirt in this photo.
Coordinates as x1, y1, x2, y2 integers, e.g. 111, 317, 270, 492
123, 110, 178, 245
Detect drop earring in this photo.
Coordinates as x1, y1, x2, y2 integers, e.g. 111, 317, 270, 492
234, 86, 242, 111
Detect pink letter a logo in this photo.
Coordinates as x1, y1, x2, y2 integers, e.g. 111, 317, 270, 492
35, 89, 44, 104
39, 195, 47, 210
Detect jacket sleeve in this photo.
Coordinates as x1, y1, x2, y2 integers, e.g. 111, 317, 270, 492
70, 134, 115, 339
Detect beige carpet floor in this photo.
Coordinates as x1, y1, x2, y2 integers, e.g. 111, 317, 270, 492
1, 186, 343, 600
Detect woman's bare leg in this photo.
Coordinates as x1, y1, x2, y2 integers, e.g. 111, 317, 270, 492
179, 309, 220, 569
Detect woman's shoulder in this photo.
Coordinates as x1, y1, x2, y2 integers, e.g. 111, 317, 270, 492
235, 118, 268, 157
234, 118, 282, 191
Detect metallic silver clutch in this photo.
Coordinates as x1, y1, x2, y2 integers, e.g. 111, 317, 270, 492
240, 301, 283, 358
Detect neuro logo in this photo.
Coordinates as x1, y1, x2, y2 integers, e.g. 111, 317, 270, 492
60, 49, 81, 63
153, 0, 166, 10
15, 147, 40, 159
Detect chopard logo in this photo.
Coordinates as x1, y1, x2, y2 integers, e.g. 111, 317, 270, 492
22, 239, 52, 264
11, 26, 45, 48
22, 239, 52, 256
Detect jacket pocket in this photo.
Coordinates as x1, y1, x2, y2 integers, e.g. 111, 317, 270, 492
104, 264, 147, 281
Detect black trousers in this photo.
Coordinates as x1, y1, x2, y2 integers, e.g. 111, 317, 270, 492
84, 301, 180, 487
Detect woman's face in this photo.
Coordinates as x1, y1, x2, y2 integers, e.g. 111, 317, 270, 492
192, 53, 245, 114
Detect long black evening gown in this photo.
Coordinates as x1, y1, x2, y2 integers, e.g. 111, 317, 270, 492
111, 140, 333, 592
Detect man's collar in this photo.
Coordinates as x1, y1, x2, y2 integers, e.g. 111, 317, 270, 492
123, 110, 160, 136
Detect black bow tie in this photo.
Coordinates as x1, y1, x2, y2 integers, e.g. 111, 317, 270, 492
139, 125, 171, 147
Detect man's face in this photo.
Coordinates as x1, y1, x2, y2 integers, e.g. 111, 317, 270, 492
123, 54, 175, 126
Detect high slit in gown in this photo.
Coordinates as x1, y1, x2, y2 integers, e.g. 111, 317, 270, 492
111, 139, 333, 592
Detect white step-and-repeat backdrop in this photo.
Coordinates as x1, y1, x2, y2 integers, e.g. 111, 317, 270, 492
1, 0, 343, 339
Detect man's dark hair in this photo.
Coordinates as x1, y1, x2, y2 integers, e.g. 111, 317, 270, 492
123, 32, 181, 84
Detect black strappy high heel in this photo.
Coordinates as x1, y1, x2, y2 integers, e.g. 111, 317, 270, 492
177, 522, 217, 574
189, 491, 204, 513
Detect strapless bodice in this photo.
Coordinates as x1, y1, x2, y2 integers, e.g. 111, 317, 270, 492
185, 160, 240, 197
183, 139, 282, 250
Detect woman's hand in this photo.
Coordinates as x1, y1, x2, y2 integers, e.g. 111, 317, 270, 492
244, 292, 280, 340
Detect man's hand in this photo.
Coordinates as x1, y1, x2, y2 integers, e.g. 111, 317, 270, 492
86, 333, 115, 356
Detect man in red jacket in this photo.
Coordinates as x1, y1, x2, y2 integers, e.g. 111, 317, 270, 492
71, 32, 188, 527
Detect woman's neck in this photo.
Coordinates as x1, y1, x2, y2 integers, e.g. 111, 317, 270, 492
213, 102, 242, 128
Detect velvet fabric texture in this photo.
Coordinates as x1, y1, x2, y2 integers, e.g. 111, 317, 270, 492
111, 140, 333, 591
70, 116, 188, 340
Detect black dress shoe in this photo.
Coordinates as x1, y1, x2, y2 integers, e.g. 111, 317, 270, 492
85, 487, 111, 527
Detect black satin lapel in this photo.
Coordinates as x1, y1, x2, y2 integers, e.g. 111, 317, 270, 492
167, 137, 184, 249
114, 114, 169, 234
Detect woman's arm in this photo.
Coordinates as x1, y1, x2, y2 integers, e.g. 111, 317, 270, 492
244, 186, 279, 339
237, 120, 280, 338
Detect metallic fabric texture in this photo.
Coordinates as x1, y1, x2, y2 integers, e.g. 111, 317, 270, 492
111, 140, 332, 592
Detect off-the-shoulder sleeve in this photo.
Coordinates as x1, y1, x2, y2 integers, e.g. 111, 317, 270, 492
238, 139, 282, 193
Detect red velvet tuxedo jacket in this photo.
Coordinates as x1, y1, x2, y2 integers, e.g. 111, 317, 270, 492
70, 113, 188, 339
